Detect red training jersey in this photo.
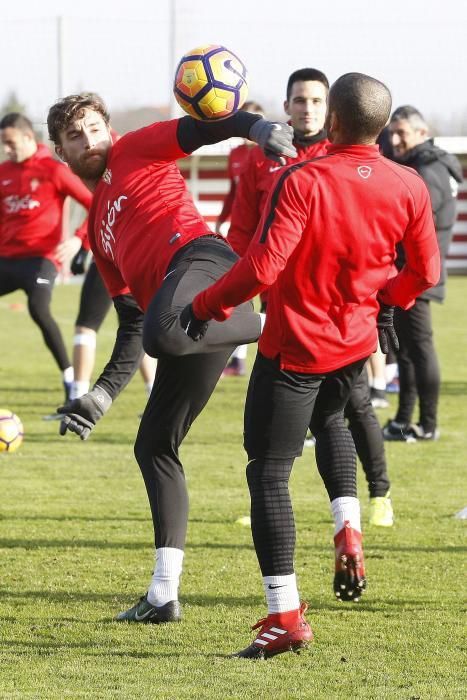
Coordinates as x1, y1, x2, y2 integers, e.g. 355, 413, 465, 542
193, 144, 441, 374
0, 144, 92, 265
228, 134, 330, 257
217, 142, 253, 226
88, 119, 213, 311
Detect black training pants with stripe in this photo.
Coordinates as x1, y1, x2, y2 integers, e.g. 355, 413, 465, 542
134, 237, 261, 550
244, 352, 366, 577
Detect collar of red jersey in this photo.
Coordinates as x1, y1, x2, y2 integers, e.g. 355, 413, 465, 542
325, 143, 380, 159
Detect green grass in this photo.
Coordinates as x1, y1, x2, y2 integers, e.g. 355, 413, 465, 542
0, 279, 466, 699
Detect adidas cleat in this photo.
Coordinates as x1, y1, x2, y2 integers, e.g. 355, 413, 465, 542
232, 602, 313, 659
115, 594, 181, 623
334, 521, 367, 602
369, 493, 394, 527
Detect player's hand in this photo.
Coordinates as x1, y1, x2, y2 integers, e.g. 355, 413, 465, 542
57, 386, 112, 441
55, 235, 82, 265
70, 245, 90, 275
249, 119, 297, 165
180, 304, 209, 341
376, 301, 399, 354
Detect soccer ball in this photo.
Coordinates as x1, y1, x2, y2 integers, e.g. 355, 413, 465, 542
0, 409, 24, 453
173, 44, 248, 121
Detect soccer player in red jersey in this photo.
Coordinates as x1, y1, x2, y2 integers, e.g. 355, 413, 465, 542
187, 73, 441, 658
64, 117, 156, 403
215, 100, 265, 235
228, 69, 329, 310
215, 100, 264, 376
47, 92, 296, 624
0, 113, 92, 400
228, 68, 395, 523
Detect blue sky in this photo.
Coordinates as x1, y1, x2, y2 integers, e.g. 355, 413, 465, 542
1, 0, 465, 132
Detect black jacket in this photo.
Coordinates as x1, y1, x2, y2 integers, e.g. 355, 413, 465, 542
396, 140, 463, 302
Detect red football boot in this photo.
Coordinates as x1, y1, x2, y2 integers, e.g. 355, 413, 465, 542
232, 602, 313, 659
334, 521, 367, 602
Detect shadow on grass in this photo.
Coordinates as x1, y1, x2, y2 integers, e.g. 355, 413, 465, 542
440, 381, 467, 395
0, 588, 451, 614
0, 639, 221, 660
0, 538, 258, 551
2, 515, 147, 523
0, 537, 464, 555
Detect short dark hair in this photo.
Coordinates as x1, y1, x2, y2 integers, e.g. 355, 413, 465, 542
0, 112, 34, 132
328, 72, 392, 142
47, 93, 110, 145
391, 105, 424, 122
286, 68, 329, 101
390, 105, 427, 132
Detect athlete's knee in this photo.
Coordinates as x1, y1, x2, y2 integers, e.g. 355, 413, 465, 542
134, 421, 178, 469
27, 291, 53, 325
311, 409, 345, 436
246, 458, 261, 488
143, 315, 198, 358
246, 457, 293, 489
345, 400, 373, 425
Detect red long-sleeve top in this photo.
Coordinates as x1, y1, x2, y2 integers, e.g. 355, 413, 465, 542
228, 133, 329, 257
0, 144, 92, 266
193, 143, 441, 373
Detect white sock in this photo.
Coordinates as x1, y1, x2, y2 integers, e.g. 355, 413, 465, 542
331, 497, 361, 535
147, 547, 184, 606
232, 344, 248, 360
371, 377, 386, 391
263, 573, 300, 613
70, 380, 90, 400
385, 363, 398, 383
259, 312, 266, 333
62, 366, 74, 383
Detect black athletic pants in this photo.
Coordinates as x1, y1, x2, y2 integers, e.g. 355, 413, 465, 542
0, 256, 70, 370
75, 261, 113, 331
394, 298, 440, 433
134, 237, 261, 550
345, 368, 390, 497
244, 352, 366, 576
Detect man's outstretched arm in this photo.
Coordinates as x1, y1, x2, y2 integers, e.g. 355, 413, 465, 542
177, 112, 297, 165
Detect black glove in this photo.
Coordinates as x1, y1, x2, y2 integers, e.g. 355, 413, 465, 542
180, 304, 209, 341
249, 119, 297, 165
376, 301, 399, 354
70, 246, 90, 275
57, 386, 112, 441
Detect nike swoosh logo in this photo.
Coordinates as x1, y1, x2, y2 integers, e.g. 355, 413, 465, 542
269, 166, 282, 173
268, 584, 286, 589
223, 58, 244, 82
36, 278, 51, 285
134, 608, 155, 621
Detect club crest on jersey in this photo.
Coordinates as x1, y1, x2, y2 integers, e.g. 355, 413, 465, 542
357, 166, 372, 179
30, 178, 40, 191
102, 168, 112, 185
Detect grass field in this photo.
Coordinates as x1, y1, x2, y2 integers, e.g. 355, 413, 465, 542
0, 279, 466, 699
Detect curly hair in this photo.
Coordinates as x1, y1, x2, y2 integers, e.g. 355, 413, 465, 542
47, 93, 110, 144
